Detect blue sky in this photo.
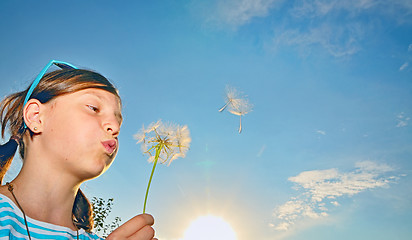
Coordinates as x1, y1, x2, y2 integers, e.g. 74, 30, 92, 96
1, 1, 412, 239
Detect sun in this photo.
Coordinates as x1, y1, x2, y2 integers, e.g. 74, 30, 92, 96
182, 215, 237, 240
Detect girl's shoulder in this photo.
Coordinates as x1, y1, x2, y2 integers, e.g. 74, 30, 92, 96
0, 193, 104, 240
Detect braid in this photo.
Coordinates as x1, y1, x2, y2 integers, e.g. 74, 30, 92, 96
73, 189, 94, 232
0, 137, 19, 184
0, 91, 26, 184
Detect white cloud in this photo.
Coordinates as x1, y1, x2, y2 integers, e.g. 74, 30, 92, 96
290, 0, 377, 18
273, 22, 364, 57
271, 0, 412, 57
399, 62, 409, 71
316, 130, 326, 135
396, 112, 410, 127
408, 44, 412, 52
209, 0, 282, 28
355, 161, 393, 173
201, 0, 412, 57
275, 1, 412, 57
397, 121, 408, 128
330, 201, 339, 206
205, 0, 412, 28
272, 161, 399, 231
290, 0, 412, 23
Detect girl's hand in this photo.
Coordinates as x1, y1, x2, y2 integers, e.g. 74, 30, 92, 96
106, 214, 157, 240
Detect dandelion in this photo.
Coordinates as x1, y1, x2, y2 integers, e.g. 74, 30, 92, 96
134, 120, 191, 213
219, 85, 253, 133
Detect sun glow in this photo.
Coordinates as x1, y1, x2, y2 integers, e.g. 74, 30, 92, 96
182, 215, 237, 240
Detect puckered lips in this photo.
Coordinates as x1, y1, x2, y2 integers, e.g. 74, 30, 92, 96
101, 139, 117, 155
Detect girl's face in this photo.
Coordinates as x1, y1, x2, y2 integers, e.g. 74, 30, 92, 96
39, 88, 122, 180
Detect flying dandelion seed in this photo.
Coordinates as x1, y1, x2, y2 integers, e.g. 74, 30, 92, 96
219, 85, 253, 133
219, 85, 243, 112
134, 120, 191, 213
228, 98, 253, 133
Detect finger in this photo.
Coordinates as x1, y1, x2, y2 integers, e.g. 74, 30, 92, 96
108, 214, 154, 238
129, 225, 155, 240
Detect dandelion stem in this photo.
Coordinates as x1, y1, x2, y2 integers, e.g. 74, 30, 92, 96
143, 143, 163, 213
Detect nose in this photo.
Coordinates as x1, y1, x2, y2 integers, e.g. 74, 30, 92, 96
104, 117, 121, 137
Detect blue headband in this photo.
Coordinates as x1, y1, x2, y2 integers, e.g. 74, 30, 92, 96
23, 60, 78, 129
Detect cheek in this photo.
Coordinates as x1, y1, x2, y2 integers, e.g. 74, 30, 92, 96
45, 112, 96, 148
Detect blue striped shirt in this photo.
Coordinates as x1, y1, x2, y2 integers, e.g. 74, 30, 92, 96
0, 194, 103, 240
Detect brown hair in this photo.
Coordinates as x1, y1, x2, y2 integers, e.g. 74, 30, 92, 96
0, 68, 121, 231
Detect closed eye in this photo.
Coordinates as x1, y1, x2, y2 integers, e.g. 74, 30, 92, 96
87, 104, 99, 113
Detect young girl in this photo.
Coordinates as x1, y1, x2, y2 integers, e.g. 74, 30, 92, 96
0, 60, 157, 240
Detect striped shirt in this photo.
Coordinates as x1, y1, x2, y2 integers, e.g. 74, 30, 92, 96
0, 194, 103, 240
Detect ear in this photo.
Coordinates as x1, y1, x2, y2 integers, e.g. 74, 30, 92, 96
23, 99, 44, 133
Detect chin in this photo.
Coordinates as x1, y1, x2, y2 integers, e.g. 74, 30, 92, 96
81, 161, 112, 180
78, 153, 116, 180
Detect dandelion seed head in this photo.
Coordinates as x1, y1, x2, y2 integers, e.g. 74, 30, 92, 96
134, 120, 191, 165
